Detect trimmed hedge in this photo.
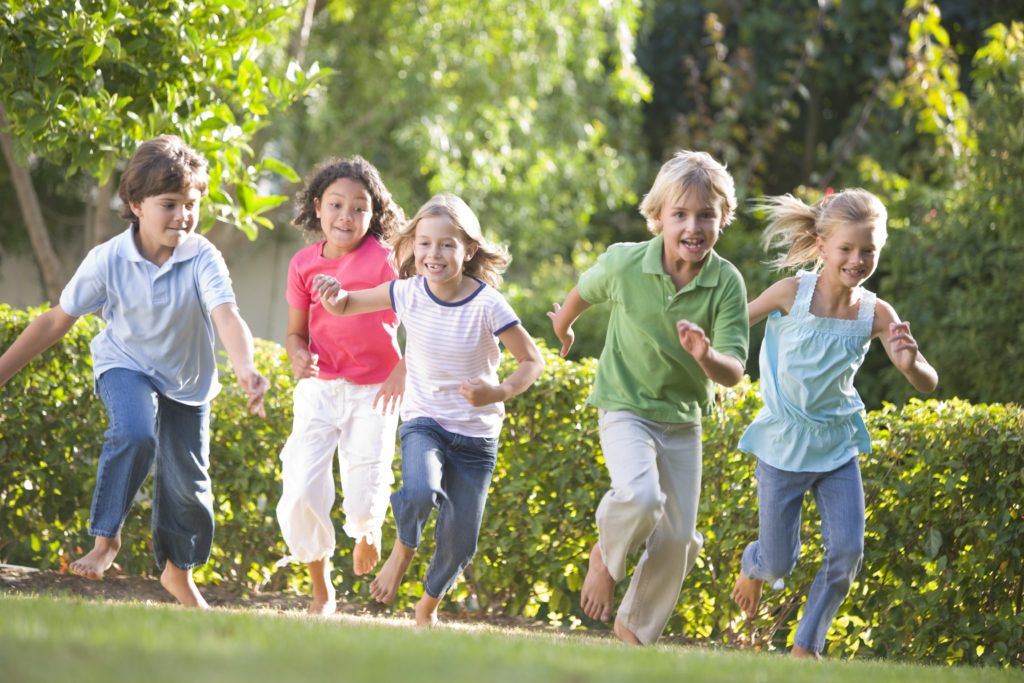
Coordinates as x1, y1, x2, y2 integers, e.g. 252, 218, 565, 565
1, 304, 1021, 666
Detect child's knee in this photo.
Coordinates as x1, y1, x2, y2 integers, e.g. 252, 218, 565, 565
399, 484, 440, 513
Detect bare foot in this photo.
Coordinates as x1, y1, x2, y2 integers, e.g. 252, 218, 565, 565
614, 617, 642, 646
791, 645, 822, 660
69, 535, 121, 580
580, 543, 615, 622
732, 569, 764, 619
159, 561, 209, 609
369, 542, 415, 603
307, 558, 336, 617
353, 537, 381, 576
415, 594, 441, 627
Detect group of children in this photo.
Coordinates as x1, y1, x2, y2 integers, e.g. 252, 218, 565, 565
0, 137, 937, 656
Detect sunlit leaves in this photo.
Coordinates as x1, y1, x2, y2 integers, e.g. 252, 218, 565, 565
0, 0, 330, 237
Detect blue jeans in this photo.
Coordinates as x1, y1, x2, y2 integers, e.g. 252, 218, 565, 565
392, 417, 498, 599
93, 368, 214, 571
741, 457, 865, 654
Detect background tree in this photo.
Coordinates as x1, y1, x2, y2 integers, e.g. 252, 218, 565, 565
0, 0, 327, 300
267, 0, 652, 360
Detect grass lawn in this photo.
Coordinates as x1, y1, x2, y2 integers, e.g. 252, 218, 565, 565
1, 594, 1019, 683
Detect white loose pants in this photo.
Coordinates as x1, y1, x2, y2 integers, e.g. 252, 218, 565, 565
596, 410, 703, 645
276, 377, 398, 564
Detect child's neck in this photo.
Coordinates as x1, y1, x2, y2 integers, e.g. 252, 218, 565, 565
425, 272, 477, 302
810, 274, 861, 320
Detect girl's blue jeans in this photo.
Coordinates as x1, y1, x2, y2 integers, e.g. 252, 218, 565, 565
391, 417, 498, 599
91, 368, 214, 571
741, 457, 865, 654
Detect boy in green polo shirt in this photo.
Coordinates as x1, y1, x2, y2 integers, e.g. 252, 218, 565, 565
549, 150, 748, 645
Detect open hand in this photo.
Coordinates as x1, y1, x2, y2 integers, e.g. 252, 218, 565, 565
677, 319, 710, 360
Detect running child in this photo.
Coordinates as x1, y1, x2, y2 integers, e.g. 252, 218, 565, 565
548, 150, 749, 645
275, 156, 406, 616
0, 135, 268, 608
312, 193, 545, 626
731, 188, 938, 658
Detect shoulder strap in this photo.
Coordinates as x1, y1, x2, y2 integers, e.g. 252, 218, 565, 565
791, 271, 816, 314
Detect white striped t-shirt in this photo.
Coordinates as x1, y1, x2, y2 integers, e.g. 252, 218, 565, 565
390, 275, 520, 438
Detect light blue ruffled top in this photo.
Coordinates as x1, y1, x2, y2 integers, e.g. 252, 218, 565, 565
739, 271, 875, 472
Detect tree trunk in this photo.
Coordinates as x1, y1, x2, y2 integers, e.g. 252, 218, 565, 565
0, 100, 67, 303
90, 169, 116, 247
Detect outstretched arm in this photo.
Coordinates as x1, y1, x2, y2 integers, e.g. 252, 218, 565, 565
212, 303, 269, 417
0, 306, 79, 387
875, 300, 938, 393
676, 320, 744, 387
312, 275, 392, 317
547, 286, 592, 357
459, 325, 545, 407
748, 276, 799, 326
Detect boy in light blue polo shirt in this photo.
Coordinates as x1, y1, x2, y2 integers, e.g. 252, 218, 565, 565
549, 150, 748, 645
0, 135, 268, 608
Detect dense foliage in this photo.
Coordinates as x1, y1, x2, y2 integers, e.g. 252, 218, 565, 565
2, 305, 1020, 667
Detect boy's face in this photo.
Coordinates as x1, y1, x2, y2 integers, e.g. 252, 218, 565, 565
654, 189, 724, 269
130, 187, 202, 265
315, 177, 373, 258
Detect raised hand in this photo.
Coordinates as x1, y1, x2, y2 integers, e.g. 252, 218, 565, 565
676, 319, 710, 360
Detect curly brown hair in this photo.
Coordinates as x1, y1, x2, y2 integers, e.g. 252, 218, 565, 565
292, 156, 405, 243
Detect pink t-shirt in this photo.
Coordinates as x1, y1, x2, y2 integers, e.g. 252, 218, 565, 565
286, 237, 400, 384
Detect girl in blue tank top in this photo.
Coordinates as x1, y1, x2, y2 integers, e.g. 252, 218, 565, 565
731, 188, 938, 658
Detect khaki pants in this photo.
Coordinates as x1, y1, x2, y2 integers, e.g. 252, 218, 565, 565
596, 410, 703, 644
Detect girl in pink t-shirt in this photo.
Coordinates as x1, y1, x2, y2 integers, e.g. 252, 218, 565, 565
276, 157, 406, 616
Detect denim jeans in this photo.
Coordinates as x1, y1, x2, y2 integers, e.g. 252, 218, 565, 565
392, 417, 498, 599
741, 457, 865, 654
93, 368, 213, 571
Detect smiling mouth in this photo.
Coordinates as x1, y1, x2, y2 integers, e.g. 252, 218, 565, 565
681, 238, 704, 249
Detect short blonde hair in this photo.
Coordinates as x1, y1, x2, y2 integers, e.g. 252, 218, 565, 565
638, 150, 737, 234
391, 193, 511, 288
758, 188, 888, 271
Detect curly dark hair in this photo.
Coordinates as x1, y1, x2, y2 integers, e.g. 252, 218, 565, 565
292, 156, 405, 242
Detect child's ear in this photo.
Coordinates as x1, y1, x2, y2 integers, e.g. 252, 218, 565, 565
465, 244, 478, 262
129, 201, 142, 217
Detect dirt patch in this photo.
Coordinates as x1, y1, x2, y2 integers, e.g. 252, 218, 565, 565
0, 563, 565, 633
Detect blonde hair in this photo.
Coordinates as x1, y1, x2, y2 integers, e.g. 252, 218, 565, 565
758, 188, 888, 272
391, 193, 511, 288
638, 150, 737, 234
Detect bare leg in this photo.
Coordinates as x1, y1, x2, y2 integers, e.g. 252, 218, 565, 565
580, 543, 616, 622
732, 569, 764, 619
352, 537, 381, 576
613, 616, 642, 646
159, 561, 209, 609
791, 645, 822, 660
414, 593, 441, 627
307, 558, 336, 616
69, 535, 122, 580
369, 541, 415, 603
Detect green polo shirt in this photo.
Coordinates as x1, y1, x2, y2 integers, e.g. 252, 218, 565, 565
578, 234, 748, 423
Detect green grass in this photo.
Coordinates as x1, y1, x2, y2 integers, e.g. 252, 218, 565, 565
1, 594, 1019, 682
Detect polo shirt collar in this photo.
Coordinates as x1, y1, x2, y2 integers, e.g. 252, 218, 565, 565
116, 226, 200, 265
641, 233, 723, 289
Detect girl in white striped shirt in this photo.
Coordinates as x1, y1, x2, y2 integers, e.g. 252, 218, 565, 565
313, 193, 544, 626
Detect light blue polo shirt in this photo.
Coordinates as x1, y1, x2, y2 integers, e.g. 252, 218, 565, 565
59, 227, 236, 405
578, 234, 748, 423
